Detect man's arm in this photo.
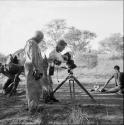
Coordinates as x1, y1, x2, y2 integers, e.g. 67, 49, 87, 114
101, 75, 114, 90
29, 41, 39, 70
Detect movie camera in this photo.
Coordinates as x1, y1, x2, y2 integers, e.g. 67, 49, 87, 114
62, 52, 77, 70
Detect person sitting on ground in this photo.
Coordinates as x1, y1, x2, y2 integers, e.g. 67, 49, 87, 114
100, 65, 124, 94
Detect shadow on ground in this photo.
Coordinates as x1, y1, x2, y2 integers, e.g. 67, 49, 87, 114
0, 83, 123, 125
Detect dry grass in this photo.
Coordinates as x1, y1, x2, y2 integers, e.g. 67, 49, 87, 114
0, 53, 123, 125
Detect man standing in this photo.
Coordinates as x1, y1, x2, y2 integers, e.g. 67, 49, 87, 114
43, 39, 73, 103
24, 31, 50, 114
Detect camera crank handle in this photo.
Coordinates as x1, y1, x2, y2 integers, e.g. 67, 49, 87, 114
60, 66, 68, 69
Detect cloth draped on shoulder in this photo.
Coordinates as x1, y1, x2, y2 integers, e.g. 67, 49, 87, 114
24, 39, 45, 111
24, 39, 43, 72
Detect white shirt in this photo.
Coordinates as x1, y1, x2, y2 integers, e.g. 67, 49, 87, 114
42, 46, 73, 64
61, 46, 73, 58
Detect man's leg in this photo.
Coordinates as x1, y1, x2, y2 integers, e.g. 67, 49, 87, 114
25, 65, 41, 114
49, 76, 59, 102
3, 78, 14, 94
103, 86, 120, 93
43, 75, 59, 103
13, 76, 20, 90
27, 90, 40, 115
9, 76, 20, 96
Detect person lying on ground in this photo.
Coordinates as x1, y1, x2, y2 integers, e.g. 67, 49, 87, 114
100, 65, 124, 94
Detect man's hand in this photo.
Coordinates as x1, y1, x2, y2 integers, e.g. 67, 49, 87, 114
99, 88, 104, 92
33, 69, 43, 80
60, 66, 68, 69
54, 60, 61, 66
99, 86, 106, 92
62, 54, 68, 61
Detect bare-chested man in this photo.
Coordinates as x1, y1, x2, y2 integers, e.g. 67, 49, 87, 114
100, 65, 124, 94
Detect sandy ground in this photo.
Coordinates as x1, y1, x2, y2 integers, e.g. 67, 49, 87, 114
0, 75, 123, 125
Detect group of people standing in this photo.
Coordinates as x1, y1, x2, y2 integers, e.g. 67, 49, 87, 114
1, 30, 123, 115
24, 31, 70, 114
24, 30, 124, 114
1, 30, 70, 114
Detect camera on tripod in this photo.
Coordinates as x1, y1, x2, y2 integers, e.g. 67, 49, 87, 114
62, 52, 77, 71
53, 52, 96, 102
49, 52, 77, 76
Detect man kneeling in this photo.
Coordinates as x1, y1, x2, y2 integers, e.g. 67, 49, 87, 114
100, 65, 124, 94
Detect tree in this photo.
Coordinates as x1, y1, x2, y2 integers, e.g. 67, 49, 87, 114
99, 33, 123, 55
0, 53, 6, 63
44, 19, 67, 46
43, 19, 97, 53
64, 27, 97, 52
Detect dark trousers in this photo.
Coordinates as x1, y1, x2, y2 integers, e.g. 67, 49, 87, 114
3, 78, 14, 90
3, 76, 20, 93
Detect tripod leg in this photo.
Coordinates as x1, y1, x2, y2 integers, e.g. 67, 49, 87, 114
72, 80, 75, 100
69, 79, 76, 102
69, 80, 72, 100
73, 76, 96, 102
53, 76, 69, 94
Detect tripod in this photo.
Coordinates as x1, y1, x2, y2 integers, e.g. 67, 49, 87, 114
53, 69, 96, 102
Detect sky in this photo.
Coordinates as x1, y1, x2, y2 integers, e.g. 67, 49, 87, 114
0, 1, 123, 55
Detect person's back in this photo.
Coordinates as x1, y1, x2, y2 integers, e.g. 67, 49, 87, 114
119, 72, 124, 93
113, 71, 123, 87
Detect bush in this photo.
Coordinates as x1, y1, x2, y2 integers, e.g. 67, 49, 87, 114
109, 54, 123, 60
74, 52, 98, 69
0, 53, 6, 63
